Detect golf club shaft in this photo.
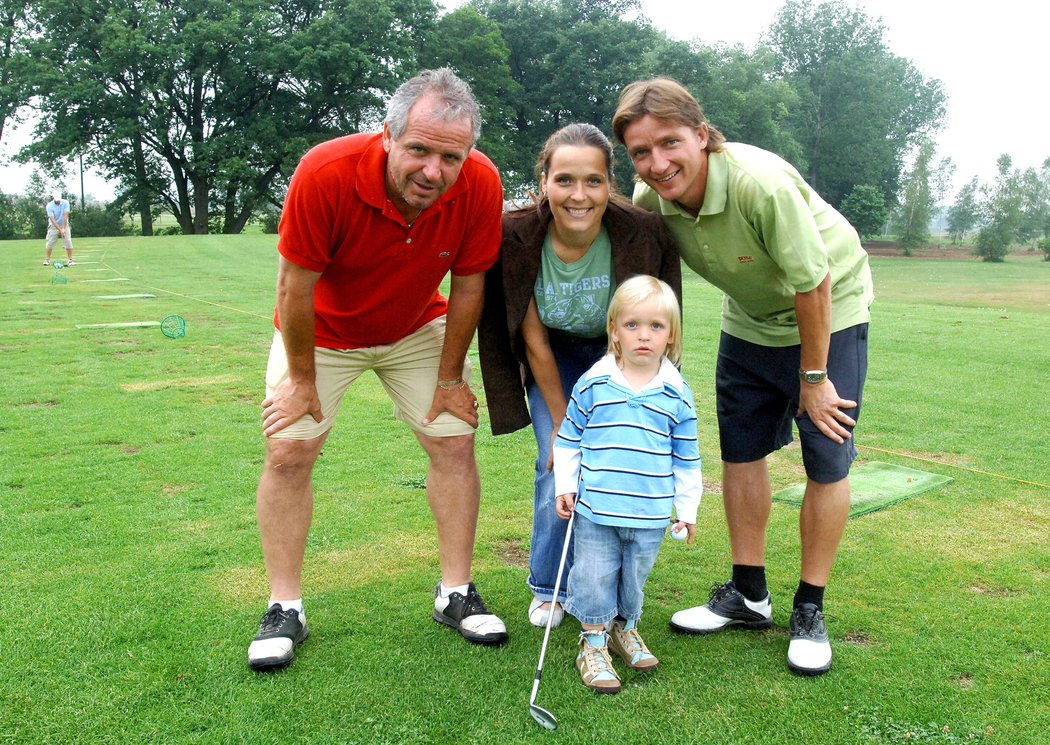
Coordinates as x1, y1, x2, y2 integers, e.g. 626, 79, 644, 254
531, 507, 575, 695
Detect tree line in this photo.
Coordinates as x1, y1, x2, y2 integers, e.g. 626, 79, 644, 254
858, 142, 1050, 262
2, 0, 1038, 256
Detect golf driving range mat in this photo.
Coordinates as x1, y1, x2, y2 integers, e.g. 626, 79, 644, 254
772, 461, 953, 518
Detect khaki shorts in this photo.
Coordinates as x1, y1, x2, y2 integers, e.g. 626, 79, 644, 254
46, 225, 73, 249
264, 317, 475, 440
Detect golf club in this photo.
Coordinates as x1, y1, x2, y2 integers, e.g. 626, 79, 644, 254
528, 504, 576, 730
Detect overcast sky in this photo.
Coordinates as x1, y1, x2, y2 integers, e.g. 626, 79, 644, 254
2, 0, 1046, 201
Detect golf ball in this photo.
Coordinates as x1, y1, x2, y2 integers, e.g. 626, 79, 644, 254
670, 524, 687, 541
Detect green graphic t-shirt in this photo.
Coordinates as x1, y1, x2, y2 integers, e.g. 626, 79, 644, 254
534, 226, 613, 338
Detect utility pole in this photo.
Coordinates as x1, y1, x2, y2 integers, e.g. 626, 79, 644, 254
79, 154, 85, 209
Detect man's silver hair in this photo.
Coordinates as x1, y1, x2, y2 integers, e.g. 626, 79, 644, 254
385, 68, 482, 146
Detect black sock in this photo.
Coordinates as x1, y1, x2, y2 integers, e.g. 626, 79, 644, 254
793, 581, 825, 611
732, 564, 767, 602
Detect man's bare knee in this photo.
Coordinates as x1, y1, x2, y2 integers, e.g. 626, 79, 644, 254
264, 437, 324, 478
418, 433, 475, 463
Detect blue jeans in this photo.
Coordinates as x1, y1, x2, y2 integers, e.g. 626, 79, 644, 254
564, 514, 665, 625
526, 333, 607, 603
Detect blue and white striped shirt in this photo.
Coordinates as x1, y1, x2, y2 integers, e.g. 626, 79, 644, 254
554, 354, 703, 529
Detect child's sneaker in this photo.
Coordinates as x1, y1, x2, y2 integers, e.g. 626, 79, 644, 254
43, 259, 50, 266
608, 618, 660, 671
66, 259, 76, 266
575, 630, 621, 694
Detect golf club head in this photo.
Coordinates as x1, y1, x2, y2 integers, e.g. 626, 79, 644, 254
529, 703, 557, 730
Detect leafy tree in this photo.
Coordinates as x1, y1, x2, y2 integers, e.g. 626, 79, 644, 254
839, 184, 886, 240
975, 155, 1022, 262
897, 141, 935, 254
766, 0, 945, 207
946, 176, 981, 243
0, 170, 53, 238
1016, 158, 1050, 247
0, 191, 17, 238
468, 1, 803, 197
473, 0, 659, 196
644, 38, 804, 169
707, 45, 804, 167
0, 0, 34, 146
75, 203, 133, 237
24, 0, 438, 235
421, 5, 520, 188
931, 155, 956, 214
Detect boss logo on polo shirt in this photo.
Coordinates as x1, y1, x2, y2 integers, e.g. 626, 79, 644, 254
738, 255, 754, 263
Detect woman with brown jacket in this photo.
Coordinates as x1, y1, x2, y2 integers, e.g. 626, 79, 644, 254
478, 123, 682, 629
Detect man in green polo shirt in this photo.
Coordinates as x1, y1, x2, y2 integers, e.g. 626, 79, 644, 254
613, 78, 874, 676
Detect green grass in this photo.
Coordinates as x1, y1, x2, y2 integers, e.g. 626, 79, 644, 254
1, 236, 1047, 744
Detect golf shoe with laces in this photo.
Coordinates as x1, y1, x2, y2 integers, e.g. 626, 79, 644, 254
433, 582, 508, 645
787, 603, 832, 675
608, 618, 659, 671
247, 605, 309, 671
670, 580, 772, 634
576, 630, 621, 694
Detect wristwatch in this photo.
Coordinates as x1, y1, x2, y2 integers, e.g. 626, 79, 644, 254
799, 369, 828, 384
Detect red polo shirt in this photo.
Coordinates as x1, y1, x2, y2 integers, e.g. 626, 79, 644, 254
276, 132, 502, 348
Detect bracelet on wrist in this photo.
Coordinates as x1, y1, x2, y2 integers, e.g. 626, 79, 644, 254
437, 377, 465, 390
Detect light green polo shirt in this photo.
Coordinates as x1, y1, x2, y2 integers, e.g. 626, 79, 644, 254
634, 143, 874, 346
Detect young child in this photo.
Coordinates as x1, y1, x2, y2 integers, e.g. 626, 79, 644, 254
553, 275, 702, 694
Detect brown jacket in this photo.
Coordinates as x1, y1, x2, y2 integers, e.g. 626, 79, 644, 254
478, 199, 682, 435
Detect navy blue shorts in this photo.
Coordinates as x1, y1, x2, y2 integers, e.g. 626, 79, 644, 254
715, 324, 868, 483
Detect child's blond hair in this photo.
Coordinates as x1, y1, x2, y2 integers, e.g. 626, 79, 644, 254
606, 275, 683, 366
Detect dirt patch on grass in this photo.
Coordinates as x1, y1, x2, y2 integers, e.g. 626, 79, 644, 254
969, 584, 1016, 598
122, 374, 239, 392
494, 539, 529, 568
864, 240, 1036, 260
212, 533, 435, 603
842, 629, 878, 646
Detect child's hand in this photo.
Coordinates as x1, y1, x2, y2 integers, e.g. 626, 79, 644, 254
672, 520, 696, 544
555, 493, 576, 519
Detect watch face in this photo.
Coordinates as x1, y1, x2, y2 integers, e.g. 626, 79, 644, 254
802, 370, 827, 384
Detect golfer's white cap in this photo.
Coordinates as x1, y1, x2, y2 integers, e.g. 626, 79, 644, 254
52, 191, 62, 201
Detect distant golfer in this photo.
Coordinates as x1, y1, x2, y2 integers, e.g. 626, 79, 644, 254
247, 68, 507, 672
44, 191, 75, 266
614, 78, 874, 676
